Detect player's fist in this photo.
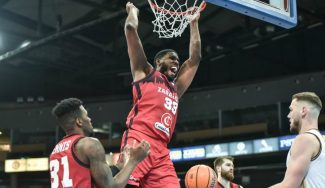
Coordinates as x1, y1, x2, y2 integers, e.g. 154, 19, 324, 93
116, 144, 131, 169
129, 139, 150, 163
126, 2, 139, 16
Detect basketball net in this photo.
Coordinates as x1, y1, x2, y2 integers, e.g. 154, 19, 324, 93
148, 0, 206, 38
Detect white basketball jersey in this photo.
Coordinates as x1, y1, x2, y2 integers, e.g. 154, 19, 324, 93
286, 129, 325, 188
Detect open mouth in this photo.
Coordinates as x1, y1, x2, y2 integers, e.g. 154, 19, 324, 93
170, 66, 178, 74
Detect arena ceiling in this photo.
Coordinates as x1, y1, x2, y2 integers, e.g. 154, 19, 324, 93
0, 0, 325, 103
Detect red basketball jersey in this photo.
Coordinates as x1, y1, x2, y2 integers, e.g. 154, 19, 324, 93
50, 134, 97, 188
126, 70, 179, 144
215, 182, 240, 188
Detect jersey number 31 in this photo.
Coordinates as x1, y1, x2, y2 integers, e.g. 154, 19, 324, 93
50, 156, 73, 188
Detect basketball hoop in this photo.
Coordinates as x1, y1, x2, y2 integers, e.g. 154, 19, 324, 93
147, 0, 206, 38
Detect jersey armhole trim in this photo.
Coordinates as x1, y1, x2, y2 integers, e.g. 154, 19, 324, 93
132, 68, 155, 84
305, 132, 322, 161
72, 136, 91, 168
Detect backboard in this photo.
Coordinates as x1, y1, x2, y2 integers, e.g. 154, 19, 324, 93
206, 0, 297, 28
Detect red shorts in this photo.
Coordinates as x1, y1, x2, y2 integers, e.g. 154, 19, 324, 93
121, 130, 180, 188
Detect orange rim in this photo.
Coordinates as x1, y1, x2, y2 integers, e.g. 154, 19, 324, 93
148, 0, 206, 16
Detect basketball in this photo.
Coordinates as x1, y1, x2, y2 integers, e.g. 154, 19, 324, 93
185, 164, 217, 188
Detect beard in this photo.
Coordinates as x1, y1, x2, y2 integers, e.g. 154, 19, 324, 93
221, 170, 234, 181
83, 126, 94, 137
290, 119, 301, 134
159, 63, 175, 82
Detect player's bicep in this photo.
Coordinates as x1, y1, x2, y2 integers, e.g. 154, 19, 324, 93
282, 135, 315, 187
83, 138, 114, 188
282, 155, 309, 186
175, 59, 199, 98
125, 27, 151, 81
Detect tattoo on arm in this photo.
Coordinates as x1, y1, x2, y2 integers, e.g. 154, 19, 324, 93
84, 138, 115, 188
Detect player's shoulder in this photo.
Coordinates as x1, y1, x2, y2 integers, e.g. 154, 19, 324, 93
133, 66, 155, 83
76, 137, 101, 149
292, 133, 320, 152
77, 137, 105, 156
80, 137, 100, 144
297, 132, 320, 143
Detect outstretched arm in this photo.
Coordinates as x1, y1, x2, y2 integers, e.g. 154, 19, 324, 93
82, 138, 150, 188
268, 134, 319, 188
175, 13, 201, 98
125, 2, 152, 82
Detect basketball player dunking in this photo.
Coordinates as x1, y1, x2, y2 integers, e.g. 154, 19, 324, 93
121, 2, 201, 188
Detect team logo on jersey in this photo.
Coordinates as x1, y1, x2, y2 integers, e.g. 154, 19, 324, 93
161, 113, 173, 128
155, 113, 173, 136
155, 122, 170, 136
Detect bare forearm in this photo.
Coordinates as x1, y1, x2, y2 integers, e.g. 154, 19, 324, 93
91, 164, 117, 188
92, 162, 135, 188
189, 21, 201, 63
113, 160, 138, 188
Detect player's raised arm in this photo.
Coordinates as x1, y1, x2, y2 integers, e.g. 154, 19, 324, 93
175, 13, 202, 98
124, 2, 153, 82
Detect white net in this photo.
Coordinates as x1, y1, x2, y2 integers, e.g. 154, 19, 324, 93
148, 0, 204, 38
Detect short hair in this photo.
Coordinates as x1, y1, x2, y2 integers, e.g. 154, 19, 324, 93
153, 49, 177, 66
292, 92, 322, 111
213, 156, 234, 170
52, 98, 83, 128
